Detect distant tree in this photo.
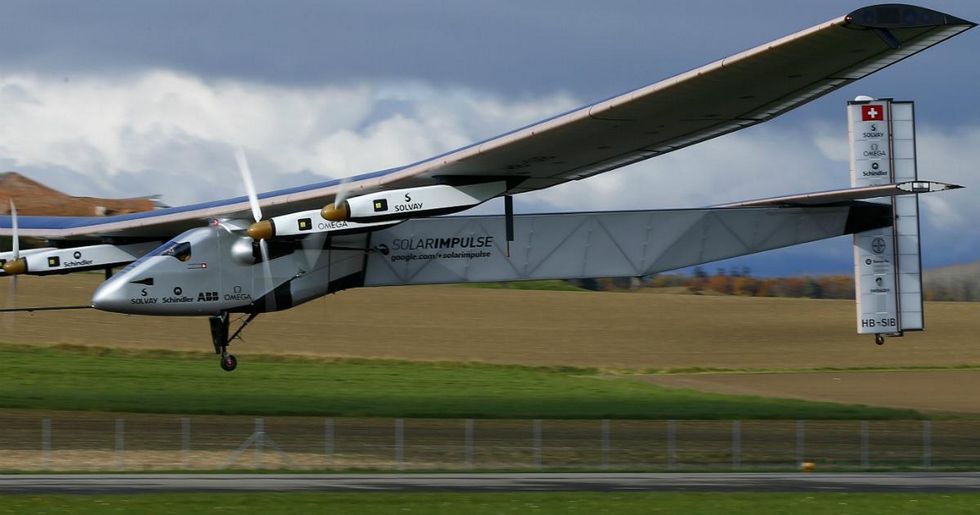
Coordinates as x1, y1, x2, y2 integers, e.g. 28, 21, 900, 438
611, 277, 633, 290
756, 280, 772, 297
732, 277, 759, 296
924, 283, 946, 301
802, 278, 823, 299
959, 282, 976, 301
773, 277, 806, 297
652, 274, 689, 288
817, 276, 854, 299
687, 268, 706, 293
707, 274, 733, 295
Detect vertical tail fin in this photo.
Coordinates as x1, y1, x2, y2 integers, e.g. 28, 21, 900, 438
849, 98, 924, 343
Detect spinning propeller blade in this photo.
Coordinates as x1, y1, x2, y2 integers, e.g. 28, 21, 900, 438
10, 201, 18, 260
235, 147, 263, 224
319, 177, 352, 222
334, 177, 350, 208
4, 201, 19, 332
234, 149, 274, 295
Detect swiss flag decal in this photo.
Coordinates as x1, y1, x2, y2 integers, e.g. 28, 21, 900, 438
861, 105, 884, 121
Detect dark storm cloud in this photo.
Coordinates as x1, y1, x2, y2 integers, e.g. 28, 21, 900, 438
2, 1, 976, 112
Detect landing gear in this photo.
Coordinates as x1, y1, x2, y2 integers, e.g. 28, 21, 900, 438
209, 312, 259, 372
209, 313, 234, 372
875, 334, 885, 346
220, 353, 238, 371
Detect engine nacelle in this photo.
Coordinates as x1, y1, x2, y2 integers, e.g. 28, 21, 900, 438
321, 181, 507, 223
0, 247, 56, 276
246, 208, 399, 241
2, 242, 160, 276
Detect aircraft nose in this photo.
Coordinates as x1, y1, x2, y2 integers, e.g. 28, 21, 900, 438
91, 278, 130, 313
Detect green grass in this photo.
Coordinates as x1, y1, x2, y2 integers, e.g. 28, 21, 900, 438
1, 493, 979, 514
0, 343, 917, 419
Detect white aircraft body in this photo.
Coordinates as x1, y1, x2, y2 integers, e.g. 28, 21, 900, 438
0, 4, 973, 370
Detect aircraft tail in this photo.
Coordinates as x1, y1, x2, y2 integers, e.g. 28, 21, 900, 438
848, 98, 925, 343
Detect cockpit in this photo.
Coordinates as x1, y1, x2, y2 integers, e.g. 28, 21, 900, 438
160, 241, 192, 262
93, 227, 220, 316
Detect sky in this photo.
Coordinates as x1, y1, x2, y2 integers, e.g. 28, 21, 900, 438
0, 0, 978, 275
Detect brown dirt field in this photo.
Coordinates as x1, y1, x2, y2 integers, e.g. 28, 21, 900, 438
3, 273, 979, 370
645, 370, 980, 415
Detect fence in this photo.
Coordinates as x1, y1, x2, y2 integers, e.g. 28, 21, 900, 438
1, 412, 977, 472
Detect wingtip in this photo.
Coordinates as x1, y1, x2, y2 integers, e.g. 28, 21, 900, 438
846, 4, 976, 29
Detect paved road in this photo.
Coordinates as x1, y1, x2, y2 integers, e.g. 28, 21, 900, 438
3, 473, 980, 494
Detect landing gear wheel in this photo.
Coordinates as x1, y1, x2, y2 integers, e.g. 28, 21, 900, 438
220, 353, 238, 372
209, 312, 259, 372
874, 334, 885, 346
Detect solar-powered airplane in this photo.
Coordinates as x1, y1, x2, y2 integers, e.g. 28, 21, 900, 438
0, 4, 974, 370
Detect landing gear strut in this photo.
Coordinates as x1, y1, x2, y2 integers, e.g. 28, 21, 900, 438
209, 312, 260, 371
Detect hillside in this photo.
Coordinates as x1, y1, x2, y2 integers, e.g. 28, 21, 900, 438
0, 171, 155, 216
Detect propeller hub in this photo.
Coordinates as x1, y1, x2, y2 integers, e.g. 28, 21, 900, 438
3, 258, 26, 276
321, 201, 350, 222
246, 220, 275, 241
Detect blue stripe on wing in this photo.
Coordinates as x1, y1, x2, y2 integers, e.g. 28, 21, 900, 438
0, 167, 400, 231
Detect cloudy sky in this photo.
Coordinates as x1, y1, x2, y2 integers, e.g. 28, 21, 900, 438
1, 1, 978, 274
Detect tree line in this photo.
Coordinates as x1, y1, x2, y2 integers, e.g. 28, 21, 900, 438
572, 266, 977, 301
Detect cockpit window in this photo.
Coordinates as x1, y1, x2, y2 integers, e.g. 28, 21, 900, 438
161, 241, 192, 262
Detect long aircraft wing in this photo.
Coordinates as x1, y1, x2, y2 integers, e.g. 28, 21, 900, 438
0, 4, 973, 240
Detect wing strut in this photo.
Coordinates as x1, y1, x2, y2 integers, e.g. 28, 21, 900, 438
0, 305, 92, 313
504, 195, 514, 257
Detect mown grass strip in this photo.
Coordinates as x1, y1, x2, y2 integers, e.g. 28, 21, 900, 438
2, 492, 979, 514
0, 343, 917, 419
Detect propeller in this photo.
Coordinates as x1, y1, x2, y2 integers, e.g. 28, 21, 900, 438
10, 201, 18, 261
236, 148, 263, 226
2, 201, 25, 276
320, 177, 351, 222
3, 201, 20, 332
238, 149, 273, 241
1, 203, 91, 320
334, 177, 351, 209
234, 149, 274, 295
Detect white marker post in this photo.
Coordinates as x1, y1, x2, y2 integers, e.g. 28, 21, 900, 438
848, 98, 923, 342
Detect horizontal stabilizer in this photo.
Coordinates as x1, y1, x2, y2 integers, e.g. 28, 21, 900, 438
716, 181, 961, 208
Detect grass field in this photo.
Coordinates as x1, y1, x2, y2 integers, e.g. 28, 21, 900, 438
2, 492, 979, 514
0, 344, 914, 419
3, 274, 980, 417
2, 276, 978, 472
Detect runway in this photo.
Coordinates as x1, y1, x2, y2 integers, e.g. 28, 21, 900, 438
3, 473, 980, 494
